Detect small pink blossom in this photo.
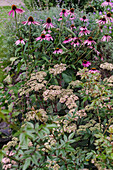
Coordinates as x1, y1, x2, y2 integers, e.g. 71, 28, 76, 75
82, 60, 91, 67
101, 34, 111, 42
79, 26, 90, 36
53, 48, 63, 54
71, 38, 80, 47
89, 68, 100, 73
58, 16, 63, 21
96, 17, 107, 24
101, 0, 113, 7
80, 16, 88, 22
60, 9, 68, 17
63, 37, 72, 44
42, 28, 51, 34
8, 4, 24, 18
68, 8, 75, 15
15, 37, 25, 45
22, 16, 40, 25
84, 37, 96, 46
36, 33, 53, 41
43, 17, 54, 29
70, 24, 76, 30
104, 12, 113, 23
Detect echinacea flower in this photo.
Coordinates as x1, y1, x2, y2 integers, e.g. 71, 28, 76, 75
36, 33, 53, 41
89, 68, 100, 73
101, 34, 111, 41
84, 37, 96, 46
71, 38, 81, 47
96, 17, 107, 24
105, 12, 113, 23
80, 16, 88, 22
22, 16, 40, 25
42, 28, 51, 34
60, 9, 68, 17
8, 4, 24, 18
58, 16, 63, 21
70, 24, 76, 30
79, 26, 90, 36
68, 8, 75, 15
82, 60, 91, 67
101, 0, 113, 7
53, 48, 63, 54
15, 37, 25, 45
63, 37, 71, 44
43, 17, 54, 29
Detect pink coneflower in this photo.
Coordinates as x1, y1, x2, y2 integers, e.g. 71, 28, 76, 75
15, 37, 25, 45
53, 48, 63, 54
68, 8, 75, 15
89, 68, 100, 73
60, 9, 68, 17
8, 4, 24, 18
82, 60, 91, 67
22, 16, 40, 25
101, 0, 112, 7
42, 28, 51, 34
79, 26, 90, 36
63, 37, 71, 44
84, 37, 96, 46
43, 17, 54, 29
105, 12, 113, 23
71, 38, 80, 47
70, 16, 75, 20
36, 33, 53, 41
58, 16, 63, 21
97, 17, 107, 24
70, 24, 76, 30
101, 34, 111, 41
80, 16, 88, 22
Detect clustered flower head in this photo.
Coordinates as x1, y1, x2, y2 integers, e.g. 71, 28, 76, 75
26, 109, 48, 122
53, 48, 63, 54
100, 62, 113, 71
22, 16, 40, 25
15, 37, 25, 46
43, 17, 54, 29
49, 63, 67, 76
36, 33, 53, 41
101, 34, 111, 42
8, 4, 25, 18
82, 60, 91, 67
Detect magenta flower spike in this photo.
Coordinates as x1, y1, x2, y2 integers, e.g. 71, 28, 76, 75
82, 60, 91, 67
101, 0, 113, 7
22, 16, 40, 25
84, 37, 96, 46
36, 33, 53, 41
53, 48, 63, 54
15, 37, 25, 45
43, 17, 54, 29
8, 4, 25, 18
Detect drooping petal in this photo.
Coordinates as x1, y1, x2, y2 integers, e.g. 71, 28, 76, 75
8, 10, 13, 16
21, 40, 25, 45
36, 37, 41, 41
28, 21, 31, 25
15, 8, 25, 14
12, 10, 15, 18
22, 21, 28, 25
15, 40, 20, 45
33, 21, 40, 25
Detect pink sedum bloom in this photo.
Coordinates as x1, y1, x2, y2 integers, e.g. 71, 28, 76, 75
79, 26, 90, 36
101, 34, 111, 42
36, 33, 53, 41
84, 37, 96, 46
60, 9, 68, 17
22, 16, 40, 25
82, 60, 91, 67
101, 0, 113, 7
15, 37, 25, 45
43, 17, 54, 29
53, 48, 63, 54
89, 68, 100, 73
8, 4, 25, 18
80, 16, 88, 22
63, 37, 72, 44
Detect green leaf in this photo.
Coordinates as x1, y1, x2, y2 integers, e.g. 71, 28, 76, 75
68, 132, 75, 140
62, 73, 72, 83
110, 153, 113, 160
46, 124, 57, 128
23, 157, 31, 170
8, 102, 14, 112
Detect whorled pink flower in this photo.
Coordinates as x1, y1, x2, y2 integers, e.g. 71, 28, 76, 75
59, 9, 68, 17
15, 37, 25, 45
63, 37, 72, 44
22, 16, 40, 25
104, 12, 113, 23
101, 34, 111, 42
53, 48, 63, 54
82, 60, 91, 67
84, 37, 96, 46
89, 68, 100, 73
8, 4, 25, 18
70, 24, 76, 31
101, 0, 113, 7
79, 26, 90, 36
36, 33, 53, 41
42, 28, 51, 34
43, 17, 54, 29
58, 16, 63, 21
71, 38, 80, 47
80, 16, 88, 22
96, 17, 107, 24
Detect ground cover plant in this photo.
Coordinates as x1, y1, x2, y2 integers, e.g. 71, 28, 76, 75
0, 0, 113, 169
